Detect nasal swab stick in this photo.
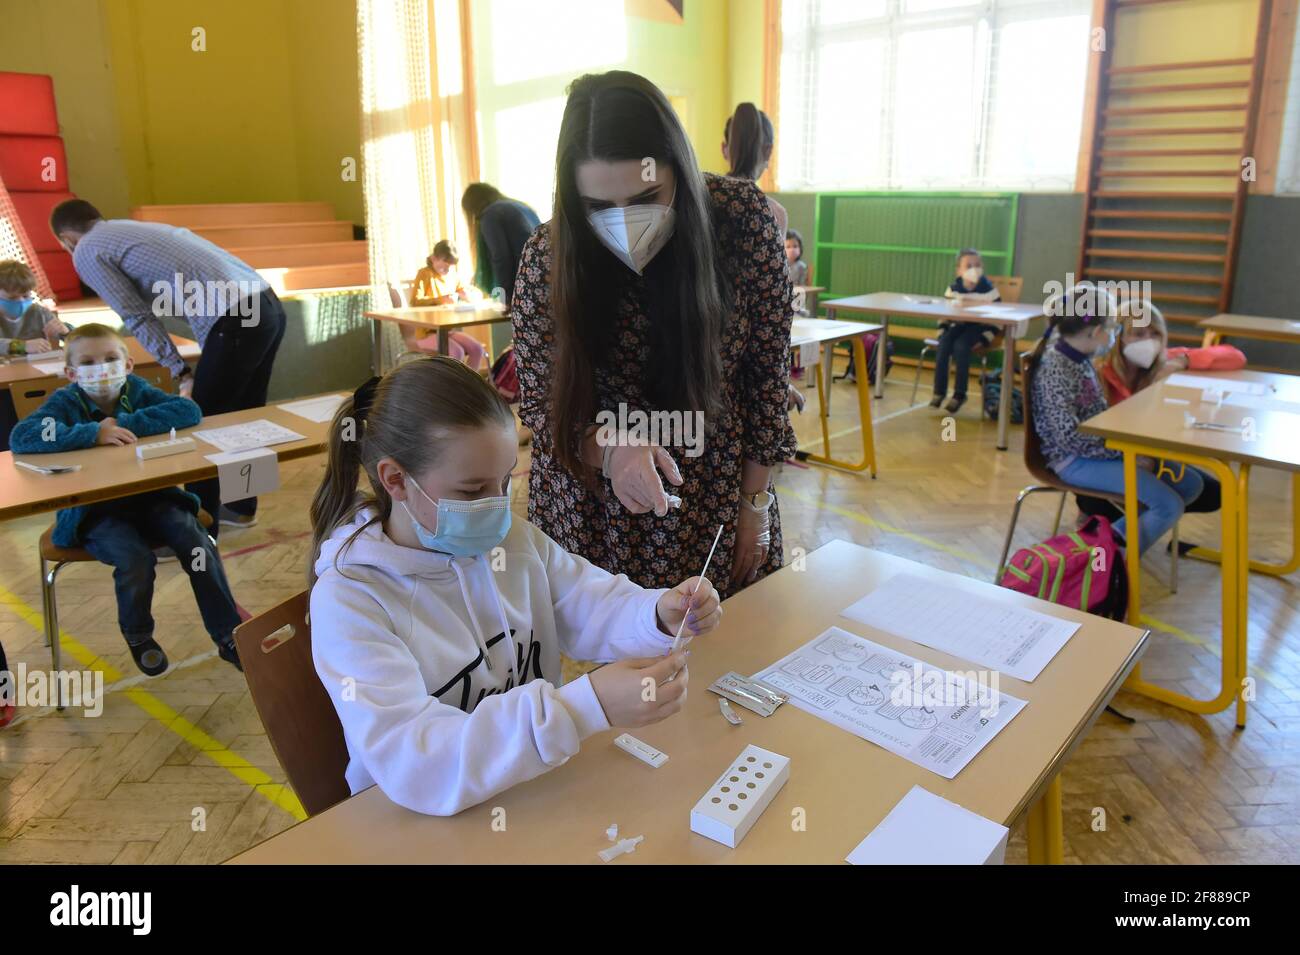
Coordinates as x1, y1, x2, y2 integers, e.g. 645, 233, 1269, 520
670, 522, 724, 660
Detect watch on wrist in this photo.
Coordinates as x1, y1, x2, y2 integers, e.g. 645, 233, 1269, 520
741, 489, 774, 512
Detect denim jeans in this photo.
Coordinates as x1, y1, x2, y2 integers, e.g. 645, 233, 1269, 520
933, 323, 995, 398
1056, 456, 1204, 554
79, 494, 241, 646
188, 290, 288, 534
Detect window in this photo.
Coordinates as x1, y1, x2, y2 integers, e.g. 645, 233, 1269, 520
1275, 13, 1300, 195
778, 0, 1093, 191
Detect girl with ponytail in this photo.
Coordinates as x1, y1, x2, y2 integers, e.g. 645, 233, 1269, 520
1029, 285, 1203, 555
307, 357, 722, 816
723, 102, 787, 234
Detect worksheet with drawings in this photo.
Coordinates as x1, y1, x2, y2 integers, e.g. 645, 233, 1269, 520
754, 627, 1026, 780
839, 573, 1079, 682
191, 420, 305, 453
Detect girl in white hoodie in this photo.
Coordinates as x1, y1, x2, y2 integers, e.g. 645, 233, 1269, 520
308, 357, 720, 816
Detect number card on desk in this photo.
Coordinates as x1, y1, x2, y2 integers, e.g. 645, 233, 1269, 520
205, 448, 279, 503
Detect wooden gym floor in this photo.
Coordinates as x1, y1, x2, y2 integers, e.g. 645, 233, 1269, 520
1, 363, 1297, 864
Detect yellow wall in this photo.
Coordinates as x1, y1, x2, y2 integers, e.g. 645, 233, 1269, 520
0, 0, 363, 223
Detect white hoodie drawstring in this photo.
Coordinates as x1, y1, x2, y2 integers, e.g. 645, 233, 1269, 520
448, 557, 521, 686
449, 559, 497, 675
481, 558, 521, 686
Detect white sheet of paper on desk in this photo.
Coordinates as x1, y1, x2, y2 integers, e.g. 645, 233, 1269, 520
192, 419, 304, 453
754, 626, 1026, 779
790, 319, 868, 343
29, 360, 65, 377
1221, 392, 1300, 413
966, 305, 1015, 315
1166, 373, 1268, 396
177, 342, 201, 359
279, 394, 346, 423
846, 785, 1008, 865
840, 572, 1078, 682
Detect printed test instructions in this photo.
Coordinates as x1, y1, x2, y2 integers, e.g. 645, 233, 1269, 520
754, 627, 1025, 779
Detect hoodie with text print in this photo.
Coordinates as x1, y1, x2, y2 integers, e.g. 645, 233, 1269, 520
310, 508, 674, 816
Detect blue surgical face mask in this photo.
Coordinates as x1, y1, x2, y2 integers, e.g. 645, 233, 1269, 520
399, 474, 511, 557
0, 296, 33, 319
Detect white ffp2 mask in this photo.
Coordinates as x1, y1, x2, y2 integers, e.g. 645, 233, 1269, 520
1122, 338, 1162, 369
588, 188, 676, 275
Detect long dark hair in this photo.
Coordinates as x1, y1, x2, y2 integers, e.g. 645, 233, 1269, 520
549, 70, 730, 479
461, 182, 505, 241
724, 103, 774, 181
308, 357, 515, 584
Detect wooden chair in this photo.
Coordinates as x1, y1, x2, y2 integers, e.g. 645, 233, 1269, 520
996, 351, 1178, 590
234, 590, 351, 817
909, 275, 1023, 406
9, 374, 59, 418
40, 509, 217, 710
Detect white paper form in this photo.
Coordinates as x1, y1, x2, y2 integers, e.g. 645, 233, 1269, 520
191, 419, 304, 453
279, 394, 346, 423
846, 786, 1008, 865
1166, 373, 1270, 396
754, 627, 1026, 779
29, 360, 65, 376
840, 572, 1078, 682
790, 319, 870, 344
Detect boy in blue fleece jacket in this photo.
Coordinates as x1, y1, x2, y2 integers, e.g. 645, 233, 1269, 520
10, 323, 242, 675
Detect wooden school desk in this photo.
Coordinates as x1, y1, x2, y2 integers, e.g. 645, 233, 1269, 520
791, 318, 880, 476
0, 334, 199, 396
0, 396, 340, 522
822, 294, 1045, 451
1081, 370, 1300, 728
365, 302, 511, 374
1199, 313, 1300, 351
227, 539, 1147, 865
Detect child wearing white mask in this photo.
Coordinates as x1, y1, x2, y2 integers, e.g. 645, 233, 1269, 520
308, 357, 722, 816
932, 248, 1001, 413
1029, 287, 1203, 554
8, 323, 243, 675
1071, 300, 1246, 544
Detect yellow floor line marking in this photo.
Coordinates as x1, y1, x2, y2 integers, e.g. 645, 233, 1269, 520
776, 482, 1282, 689
0, 584, 306, 821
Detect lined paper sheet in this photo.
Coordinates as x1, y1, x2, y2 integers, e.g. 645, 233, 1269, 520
192, 420, 304, 453
840, 573, 1079, 682
754, 627, 1025, 780
846, 786, 1008, 865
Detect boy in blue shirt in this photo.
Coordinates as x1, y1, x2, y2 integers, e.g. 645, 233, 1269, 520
10, 323, 242, 675
930, 248, 1001, 413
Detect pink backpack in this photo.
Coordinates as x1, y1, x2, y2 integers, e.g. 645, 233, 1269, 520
999, 515, 1128, 621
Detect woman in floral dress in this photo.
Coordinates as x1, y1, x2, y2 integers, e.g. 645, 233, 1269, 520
511, 71, 795, 599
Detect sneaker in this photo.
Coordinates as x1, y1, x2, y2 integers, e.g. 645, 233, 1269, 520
218, 507, 257, 529
929, 394, 945, 408
217, 637, 243, 672
126, 636, 169, 677
945, 395, 967, 414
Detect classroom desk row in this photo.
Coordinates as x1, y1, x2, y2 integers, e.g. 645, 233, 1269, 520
231, 539, 1148, 864
0, 334, 199, 400
0, 396, 340, 522
1082, 369, 1300, 728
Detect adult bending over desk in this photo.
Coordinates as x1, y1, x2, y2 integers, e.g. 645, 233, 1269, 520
49, 199, 286, 536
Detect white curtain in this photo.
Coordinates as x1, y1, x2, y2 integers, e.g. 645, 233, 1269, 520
356, 0, 478, 364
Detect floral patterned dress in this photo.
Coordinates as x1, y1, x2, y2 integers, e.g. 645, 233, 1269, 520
511, 174, 796, 599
